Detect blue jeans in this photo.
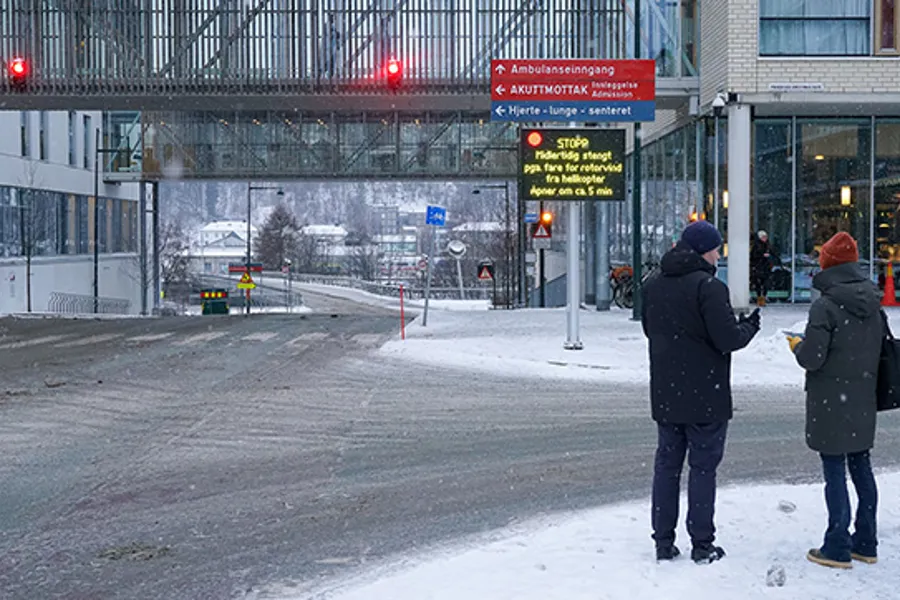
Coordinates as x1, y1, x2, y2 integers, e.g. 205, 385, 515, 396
820, 451, 878, 561
652, 422, 728, 548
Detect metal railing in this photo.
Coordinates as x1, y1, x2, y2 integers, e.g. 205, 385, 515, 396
0, 1, 695, 98
47, 292, 131, 315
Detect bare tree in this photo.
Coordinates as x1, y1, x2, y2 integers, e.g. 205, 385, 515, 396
18, 161, 49, 312
347, 243, 380, 280
130, 219, 191, 306
290, 229, 323, 274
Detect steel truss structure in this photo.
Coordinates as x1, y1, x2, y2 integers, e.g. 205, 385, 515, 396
0, 0, 698, 110
101, 110, 517, 180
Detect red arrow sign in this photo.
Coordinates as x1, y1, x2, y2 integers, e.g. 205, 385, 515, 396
492, 80, 655, 102
492, 59, 655, 83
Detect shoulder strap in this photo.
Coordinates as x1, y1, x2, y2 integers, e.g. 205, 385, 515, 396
881, 310, 894, 340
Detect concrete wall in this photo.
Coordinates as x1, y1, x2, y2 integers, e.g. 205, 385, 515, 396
0, 253, 142, 314
0, 110, 143, 314
0, 111, 138, 201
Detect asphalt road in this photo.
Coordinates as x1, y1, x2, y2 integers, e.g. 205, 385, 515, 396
1, 289, 900, 599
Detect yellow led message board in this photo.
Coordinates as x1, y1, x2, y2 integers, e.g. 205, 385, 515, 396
519, 128, 626, 201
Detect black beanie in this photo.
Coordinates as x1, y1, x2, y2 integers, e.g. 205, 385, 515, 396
681, 220, 723, 255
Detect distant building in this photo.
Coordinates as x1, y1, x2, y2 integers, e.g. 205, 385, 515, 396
189, 231, 248, 275
199, 220, 256, 247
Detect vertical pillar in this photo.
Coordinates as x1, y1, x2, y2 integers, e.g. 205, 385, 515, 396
584, 200, 596, 305
727, 104, 752, 312
564, 201, 583, 349
152, 181, 160, 311
596, 202, 611, 310
139, 180, 148, 315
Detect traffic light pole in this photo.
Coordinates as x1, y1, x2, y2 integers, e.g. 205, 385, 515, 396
564, 122, 583, 350
631, 0, 644, 322
539, 200, 545, 308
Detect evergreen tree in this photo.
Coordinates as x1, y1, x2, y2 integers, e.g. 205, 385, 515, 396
254, 204, 300, 269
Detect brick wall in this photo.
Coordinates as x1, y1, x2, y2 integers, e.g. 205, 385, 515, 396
700, 0, 730, 105
729, 0, 900, 94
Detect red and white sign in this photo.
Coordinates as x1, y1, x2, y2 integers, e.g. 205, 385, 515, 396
490, 59, 655, 102
532, 223, 551, 239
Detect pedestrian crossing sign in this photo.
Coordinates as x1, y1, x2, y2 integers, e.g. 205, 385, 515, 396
237, 272, 256, 290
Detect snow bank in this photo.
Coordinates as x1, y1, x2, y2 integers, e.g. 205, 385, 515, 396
381, 307, 900, 388
280, 470, 900, 600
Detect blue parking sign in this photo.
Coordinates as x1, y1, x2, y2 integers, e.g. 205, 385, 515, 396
426, 205, 447, 227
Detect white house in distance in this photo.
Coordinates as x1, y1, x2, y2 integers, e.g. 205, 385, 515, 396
0, 110, 142, 314
189, 220, 256, 274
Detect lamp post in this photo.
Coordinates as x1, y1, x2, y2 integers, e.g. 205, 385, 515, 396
473, 182, 512, 309
245, 182, 284, 315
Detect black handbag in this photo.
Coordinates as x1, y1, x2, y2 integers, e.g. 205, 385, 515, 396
876, 312, 900, 412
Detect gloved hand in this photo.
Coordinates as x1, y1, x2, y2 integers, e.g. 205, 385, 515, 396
787, 336, 802, 352
739, 308, 761, 331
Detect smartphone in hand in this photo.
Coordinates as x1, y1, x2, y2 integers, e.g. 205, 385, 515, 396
782, 330, 805, 338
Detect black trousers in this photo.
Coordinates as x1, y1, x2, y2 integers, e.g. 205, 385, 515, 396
651, 421, 728, 548
751, 272, 768, 297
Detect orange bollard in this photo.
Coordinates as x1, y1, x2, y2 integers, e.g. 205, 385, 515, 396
884, 263, 898, 307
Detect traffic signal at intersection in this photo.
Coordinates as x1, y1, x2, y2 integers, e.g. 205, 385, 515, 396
8, 57, 28, 89
386, 59, 402, 90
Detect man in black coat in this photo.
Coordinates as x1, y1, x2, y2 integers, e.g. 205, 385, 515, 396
788, 232, 883, 569
750, 230, 774, 306
641, 220, 760, 564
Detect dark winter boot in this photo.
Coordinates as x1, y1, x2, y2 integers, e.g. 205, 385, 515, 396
656, 544, 680, 561
691, 544, 725, 564
807, 549, 852, 569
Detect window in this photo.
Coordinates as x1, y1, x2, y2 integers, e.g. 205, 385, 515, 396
83, 115, 92, 169
68, 112, 76, 166
20, 113, 29, 157
876, 0, 900, 54
39, 112, 48, 161
759, 0, 871, 56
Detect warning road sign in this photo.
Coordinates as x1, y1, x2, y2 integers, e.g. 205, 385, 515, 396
532, 223, 552, 239
477, 261, 495, 281
237, 272, 256, 290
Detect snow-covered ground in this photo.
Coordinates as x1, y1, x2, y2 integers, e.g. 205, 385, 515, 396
294, 282, 491, 312
381, 306, 900, 387
182, 305, 313, 316
286, 470, 900, 600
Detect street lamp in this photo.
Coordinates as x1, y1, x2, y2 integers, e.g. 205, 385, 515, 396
245, 182, 285, 315
473, 182, 514, 309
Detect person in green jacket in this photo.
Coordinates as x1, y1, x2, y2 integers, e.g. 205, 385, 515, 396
787, 232, 883, 569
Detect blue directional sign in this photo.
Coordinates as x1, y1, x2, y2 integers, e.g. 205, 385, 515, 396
491, 101, 655, 123
426, 205, 447, 227
524, 212, 539, 223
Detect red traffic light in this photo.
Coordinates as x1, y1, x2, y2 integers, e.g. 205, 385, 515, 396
526, 131, 543, 147
386, 59, 402, 89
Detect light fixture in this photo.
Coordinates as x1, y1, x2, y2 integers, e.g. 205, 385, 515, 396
815, 154, 825, 161
722, 190, 729, 209
841, 185, 851, 206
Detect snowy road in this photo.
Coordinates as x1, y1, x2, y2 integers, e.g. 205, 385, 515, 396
1, 294, 899, 599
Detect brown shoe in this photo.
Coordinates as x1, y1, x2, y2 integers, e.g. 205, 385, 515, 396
756, 296, 767, 307
807, 549, 852, 569
851, 552, 877, 564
